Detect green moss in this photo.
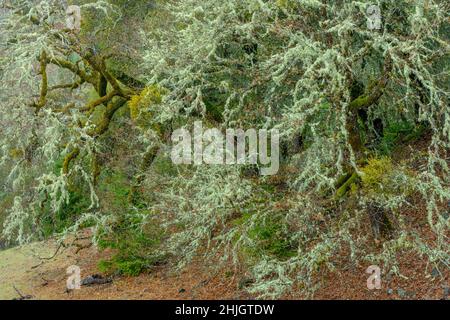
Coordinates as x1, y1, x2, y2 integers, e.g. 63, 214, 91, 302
8, 148, 24, 159
349, 95, 370, 111
62, 148, 80, 174
335, 172, 360, 200
360, 157, 393, 190
129, 85, 167, 127
359, 156, 415, 200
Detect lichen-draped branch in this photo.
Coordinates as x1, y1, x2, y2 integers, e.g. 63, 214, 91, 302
349, 54, 393, 113
34, 50, 48, 113
63, 148, 80, 175
2, 0, 448, 299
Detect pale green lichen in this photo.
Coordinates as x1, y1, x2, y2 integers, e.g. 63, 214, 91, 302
0, 0, 448, 298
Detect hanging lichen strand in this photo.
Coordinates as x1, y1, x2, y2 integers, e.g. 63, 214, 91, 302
0, 0, 448, 297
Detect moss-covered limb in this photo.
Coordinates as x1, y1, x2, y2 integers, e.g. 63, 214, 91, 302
345, 55, 393, 154
83, 54, 132, 98
46, 35, 135, 99
61, 97, 125, 182
349, 54, 393, 112
347, 119, 364, 154
89, 98, 128, 137
79, 90, 118, 113
49, 53, 128, 100
335, 172, 353, 189
128, 145, 160, 204
62, 96, 127, 177
34, 51, 48, 113
48, 56, 97, 86
334, 172, 359, 200
101, 68, 134, 98
49, 79, 85, 91
54, 102, 76, 114
63, 148, 80, 175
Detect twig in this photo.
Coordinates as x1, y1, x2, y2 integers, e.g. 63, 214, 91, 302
75, 242, 92, 254
39, 242, 64, 260
12, 285, 33, 300
31, 261, 44, 269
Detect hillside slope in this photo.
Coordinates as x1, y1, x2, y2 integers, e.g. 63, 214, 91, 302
0, 233, 448, 300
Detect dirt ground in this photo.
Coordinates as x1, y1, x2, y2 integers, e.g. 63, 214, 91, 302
0, 230, 448, 300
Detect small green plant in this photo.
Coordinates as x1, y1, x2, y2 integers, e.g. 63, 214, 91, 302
41, 190, 91, 237
248, 215, 297, 260
97, 210, 166, 276
95, 168, 166, 276
98, 254, 151, 277
377, 121, 426, 155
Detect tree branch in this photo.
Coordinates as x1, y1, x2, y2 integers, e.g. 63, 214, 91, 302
79, 90, 119, 113
49, 79, 85, 91
349, 53, 393, 112
34, 51, 48, 113
63, 148, 80, 174
48, 56, 97, 86
89, 98, 128, 137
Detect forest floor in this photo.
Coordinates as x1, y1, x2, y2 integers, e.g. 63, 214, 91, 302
0, 229, 448, 300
